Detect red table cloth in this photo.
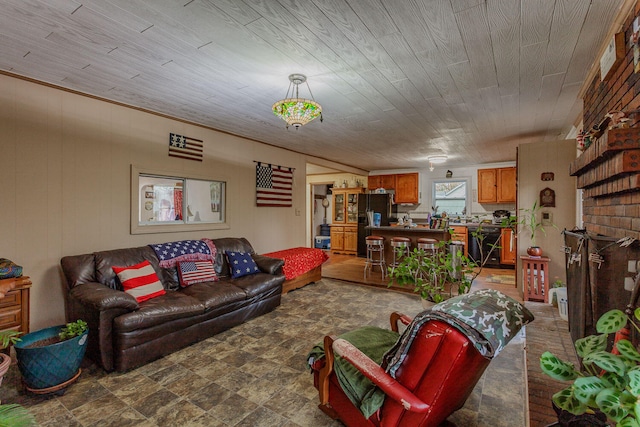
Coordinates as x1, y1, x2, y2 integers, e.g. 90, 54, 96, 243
263, 247, 329, 280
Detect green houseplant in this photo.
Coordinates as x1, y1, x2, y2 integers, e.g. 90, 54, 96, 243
540, 308, 640, 426
513, 201, 550, 257
15, 319, 88, 393
388, 240, 477, 304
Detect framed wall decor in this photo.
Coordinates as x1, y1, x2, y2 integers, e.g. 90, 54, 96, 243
540, 187, 555, 208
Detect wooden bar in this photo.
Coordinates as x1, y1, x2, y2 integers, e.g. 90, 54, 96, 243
365, 226, 451, 264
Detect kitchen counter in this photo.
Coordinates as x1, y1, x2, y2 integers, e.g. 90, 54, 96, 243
364, 226, 451, 262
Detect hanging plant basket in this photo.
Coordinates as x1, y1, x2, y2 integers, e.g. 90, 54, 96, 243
14, 325, 88, 394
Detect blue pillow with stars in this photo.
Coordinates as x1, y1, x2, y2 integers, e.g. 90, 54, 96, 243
225, 251, 260, 278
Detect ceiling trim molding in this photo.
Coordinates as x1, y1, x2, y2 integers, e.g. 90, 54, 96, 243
577, 0, 636, 100
0, 70, 364, 175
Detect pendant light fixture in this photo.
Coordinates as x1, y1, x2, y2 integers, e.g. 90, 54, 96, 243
272, 74, 323, 129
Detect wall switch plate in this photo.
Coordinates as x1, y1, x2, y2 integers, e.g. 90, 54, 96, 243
541, 211, 553, 226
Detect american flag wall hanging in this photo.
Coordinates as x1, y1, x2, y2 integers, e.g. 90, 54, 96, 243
255, 162, 294, 207
169, 133, 203, 161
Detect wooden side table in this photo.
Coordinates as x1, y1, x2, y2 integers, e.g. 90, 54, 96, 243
0, 276, 31, 335
521, 256, 549, 302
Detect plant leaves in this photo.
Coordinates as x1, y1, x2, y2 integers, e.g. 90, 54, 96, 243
596, 309, 627, 334
619, 417, 640, 427
572, 376, 606, 404
0, 404, 36, 427
540, 351, 579, 381
575, 334, 608, 358
552, 387, 588, 415
583, 351, 627, 377
595, 388, 629, 422
617, 339, 640, 362
627, 368, 640, 396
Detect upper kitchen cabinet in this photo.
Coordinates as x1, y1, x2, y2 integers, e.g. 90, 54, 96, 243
367, 173, 419, 204
368, 174, 396, 190
477, 167, 516, 203
395, 173, 420, 204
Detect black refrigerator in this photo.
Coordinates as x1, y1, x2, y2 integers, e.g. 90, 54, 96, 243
357, 193, 397, 257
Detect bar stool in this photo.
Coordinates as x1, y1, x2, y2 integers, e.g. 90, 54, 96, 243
390, 236, 411, 274
364, 236, 386, 280
417, 238, 438, 256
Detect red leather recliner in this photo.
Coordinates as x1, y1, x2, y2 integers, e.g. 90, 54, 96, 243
310, 312, 493, 427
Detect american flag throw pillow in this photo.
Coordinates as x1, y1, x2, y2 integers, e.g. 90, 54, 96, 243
178, 260, 218, 287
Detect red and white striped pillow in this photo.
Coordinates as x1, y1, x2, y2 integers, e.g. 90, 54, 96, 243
112, 260, 166, 302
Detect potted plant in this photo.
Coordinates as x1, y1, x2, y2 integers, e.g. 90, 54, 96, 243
513, 201, 550, 257
540, 308, 640, 426
14, 319, 88, 394
388, 240, 476, 306
0, 330, 21, 386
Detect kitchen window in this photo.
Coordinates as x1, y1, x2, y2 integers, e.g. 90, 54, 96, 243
432, 179, 469, 217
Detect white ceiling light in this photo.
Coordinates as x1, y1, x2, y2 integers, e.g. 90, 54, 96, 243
427, 155, 447, 164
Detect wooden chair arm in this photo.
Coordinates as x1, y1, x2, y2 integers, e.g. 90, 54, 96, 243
332, 338, 430, 413
390, 311, 412, 332
318, 334, 338, 405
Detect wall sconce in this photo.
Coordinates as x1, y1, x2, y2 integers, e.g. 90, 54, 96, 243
446, 170, 453, 178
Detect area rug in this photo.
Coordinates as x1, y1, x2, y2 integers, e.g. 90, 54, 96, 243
485, 274, 516, 286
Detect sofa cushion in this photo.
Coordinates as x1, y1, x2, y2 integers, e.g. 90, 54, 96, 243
180, 281, 247, 311
226, 251, 260, 278
229, 272, 283, 298
113, 260, 166, 303
94, 246, 179, 291
212, 238, 255, 277
114, 292, 205, 332
177, 260, 218, 287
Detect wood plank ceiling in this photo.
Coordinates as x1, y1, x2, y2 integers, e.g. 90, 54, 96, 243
0, 0, 624, 171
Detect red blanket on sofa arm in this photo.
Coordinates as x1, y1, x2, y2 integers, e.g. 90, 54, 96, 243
263, 247, 329, 280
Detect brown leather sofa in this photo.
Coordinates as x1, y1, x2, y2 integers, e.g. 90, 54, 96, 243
60, 237, 285, 372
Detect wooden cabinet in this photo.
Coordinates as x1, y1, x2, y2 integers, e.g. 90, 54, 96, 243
477, 167, 516, 203
0, 276, 31, 336
449, 226, 468, 256
497, 167, 516, 203
367, 174, 396, 191
331, 188, 363, 254
368, 173, 420, 204
395, 173, 420, 204
330, 226, 345, 252
500, 228, 516, 265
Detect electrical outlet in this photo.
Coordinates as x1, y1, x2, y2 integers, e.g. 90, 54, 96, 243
295, 208, 300, 216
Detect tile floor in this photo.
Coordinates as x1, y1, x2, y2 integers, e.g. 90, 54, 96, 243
0, 279, 529, 426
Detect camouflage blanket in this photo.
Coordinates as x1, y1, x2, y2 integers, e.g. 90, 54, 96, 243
383, 289, 534, 378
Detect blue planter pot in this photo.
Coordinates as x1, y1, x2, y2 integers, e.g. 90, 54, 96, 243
14, 325, 88, 391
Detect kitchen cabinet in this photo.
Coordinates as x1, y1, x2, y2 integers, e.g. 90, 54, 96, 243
368, 173, 420, 204
500, 227, 516, 265
367, 174, 396, 191
331, 188, 363, 254
449, 225, 468, 256
477, 167, 516, 203
395, 173, 420, 204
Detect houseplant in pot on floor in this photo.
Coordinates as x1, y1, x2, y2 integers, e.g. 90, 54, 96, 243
540, 274, 640, 426
14, 319, 88, 394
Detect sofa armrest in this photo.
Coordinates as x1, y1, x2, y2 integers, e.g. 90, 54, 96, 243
69, 282, 139, 311
67, 282, 138, 371
252, 254, 284, 275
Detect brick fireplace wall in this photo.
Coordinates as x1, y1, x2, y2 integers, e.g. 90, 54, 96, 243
579, 3, 640, 240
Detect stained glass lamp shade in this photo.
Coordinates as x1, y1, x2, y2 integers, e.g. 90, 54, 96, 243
272, 74, 323, 129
